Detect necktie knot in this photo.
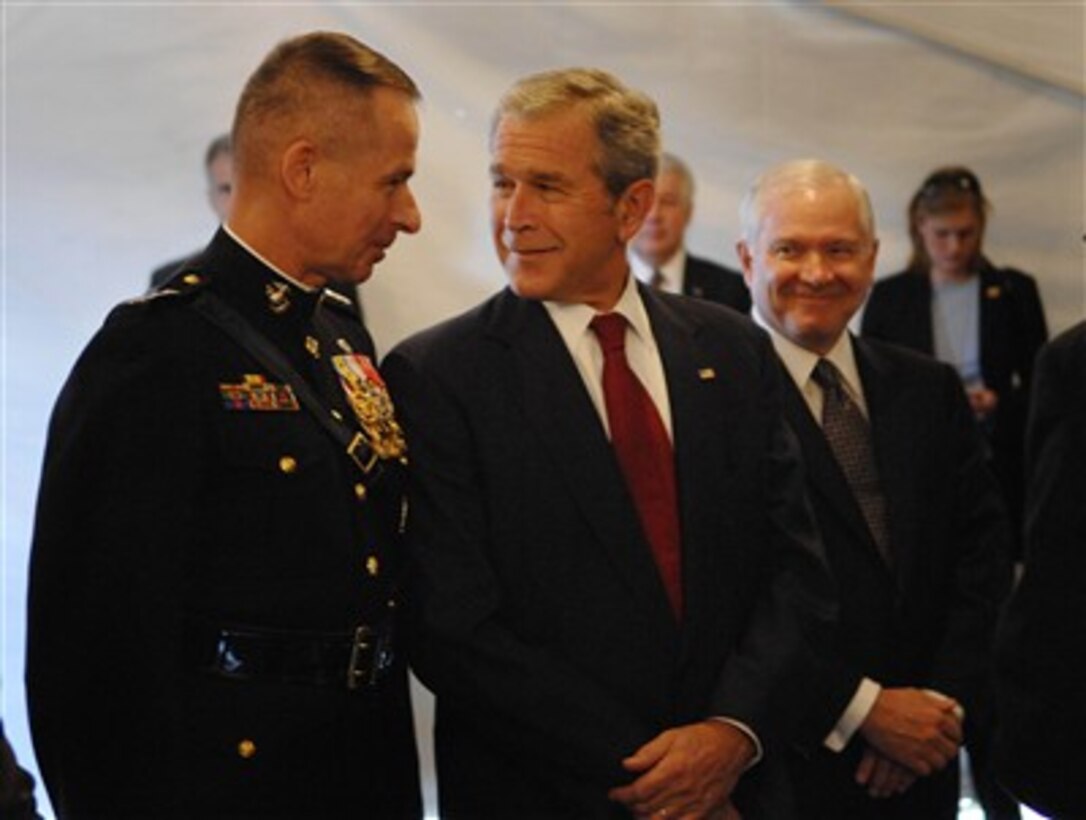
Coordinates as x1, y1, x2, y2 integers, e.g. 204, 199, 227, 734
590, 313, 628, 356
811, 358, 844, 396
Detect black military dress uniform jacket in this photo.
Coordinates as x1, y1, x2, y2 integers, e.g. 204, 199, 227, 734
26, 229, 421, 818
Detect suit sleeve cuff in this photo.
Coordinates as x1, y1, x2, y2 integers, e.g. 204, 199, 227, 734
824, 677, 880, 752
709, 717, 763, 768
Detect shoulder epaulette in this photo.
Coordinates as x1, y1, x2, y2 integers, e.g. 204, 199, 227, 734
125, 269, 212, 307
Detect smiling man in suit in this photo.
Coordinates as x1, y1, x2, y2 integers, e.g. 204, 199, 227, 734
630, 152, 750, 312
737, 159, 1012, 819
383, 71, 834, 819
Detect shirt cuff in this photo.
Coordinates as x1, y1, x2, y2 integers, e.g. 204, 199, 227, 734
709, 717, 763, 768
824, 677, 881, 752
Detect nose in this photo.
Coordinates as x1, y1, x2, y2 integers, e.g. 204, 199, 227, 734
501, 183, 537, 232
395, 186, 422, 235
798, 250, 832, 285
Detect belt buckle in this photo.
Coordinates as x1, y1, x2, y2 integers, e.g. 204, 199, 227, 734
346, 624, 393, 690
347, 432, 379, 476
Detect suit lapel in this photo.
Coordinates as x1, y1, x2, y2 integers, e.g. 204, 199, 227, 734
642, 288, 733, 636
855, 338, 915, 586
777, 363, 888, 576
487, 291, 676, 627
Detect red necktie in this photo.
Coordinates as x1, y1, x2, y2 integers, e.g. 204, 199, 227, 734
590, 313, 683, 619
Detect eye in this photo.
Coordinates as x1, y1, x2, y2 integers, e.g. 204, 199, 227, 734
491, 177, 514, 195
770, 241, 799, 259
826, 242, 859, 260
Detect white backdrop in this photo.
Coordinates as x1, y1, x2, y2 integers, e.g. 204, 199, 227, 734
3, 3, 1083, 817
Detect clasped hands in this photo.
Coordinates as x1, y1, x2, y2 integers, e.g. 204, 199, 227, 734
608, 720, 752, 820
855, 687, 964, 799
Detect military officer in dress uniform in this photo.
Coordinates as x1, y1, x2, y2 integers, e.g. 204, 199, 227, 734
26, 31, 423, 818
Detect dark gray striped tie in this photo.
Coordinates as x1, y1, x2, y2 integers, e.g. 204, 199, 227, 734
811, 358, 892, 565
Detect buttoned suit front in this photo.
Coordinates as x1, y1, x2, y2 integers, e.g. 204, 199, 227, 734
27, 229, 420, 818
682, 254, 751, 313
779, 336, 1012, 819
383, 283, 835, 819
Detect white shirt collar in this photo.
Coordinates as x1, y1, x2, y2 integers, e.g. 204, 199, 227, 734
544, 271, 654, 350
629, 246, 687, 293
751, 305, 867, 413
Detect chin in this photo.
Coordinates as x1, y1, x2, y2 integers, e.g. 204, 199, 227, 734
508, 270, 557, 302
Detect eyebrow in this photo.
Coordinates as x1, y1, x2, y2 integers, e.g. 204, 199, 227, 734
489, 164, 570, 186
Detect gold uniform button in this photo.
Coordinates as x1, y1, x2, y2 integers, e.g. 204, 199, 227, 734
182, 273, 202, 286
365, 555, 380, 577
237, 739, 257, 759
278, 456, 298, 474
331, 409, 344, 422
354, 482, 367, 501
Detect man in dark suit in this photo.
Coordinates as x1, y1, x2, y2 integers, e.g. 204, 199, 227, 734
736, 160, 1012, 819
27, 32, 423, 817
993, 320, 1086, 819
630, 152, 750, 312
383, 69, 835, 820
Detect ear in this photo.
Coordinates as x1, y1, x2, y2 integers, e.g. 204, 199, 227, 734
280, 139, 318, 201
616, 178, 655, 243
736, 240, 755, 287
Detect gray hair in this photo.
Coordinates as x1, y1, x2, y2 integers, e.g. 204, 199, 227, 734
739, 159, 875, 244
659, 152, 695, 204
491, 67, 660, 198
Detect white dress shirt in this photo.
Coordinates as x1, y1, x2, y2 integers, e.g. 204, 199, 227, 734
629, 247, 687, 295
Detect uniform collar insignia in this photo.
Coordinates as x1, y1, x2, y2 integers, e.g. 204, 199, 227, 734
265, 281, 291, 314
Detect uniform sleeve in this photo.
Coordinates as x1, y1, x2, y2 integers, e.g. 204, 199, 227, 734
26, 307, 207, 815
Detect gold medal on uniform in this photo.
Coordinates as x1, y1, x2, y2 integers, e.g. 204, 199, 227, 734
331, 354, 407, 461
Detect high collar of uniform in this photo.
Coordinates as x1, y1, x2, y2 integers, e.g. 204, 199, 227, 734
201, 227, 323, 328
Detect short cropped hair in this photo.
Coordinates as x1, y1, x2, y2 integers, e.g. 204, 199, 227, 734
232, 31, 419, 178
740, 159, 876, 245
491, 67, 660, 199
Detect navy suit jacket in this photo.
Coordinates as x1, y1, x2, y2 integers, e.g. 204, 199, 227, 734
384, 285, 835, 818
779, 337, 1011, 819
683, 253, 751, 313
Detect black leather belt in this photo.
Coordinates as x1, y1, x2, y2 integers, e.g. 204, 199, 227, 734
184, 621, 395, 690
